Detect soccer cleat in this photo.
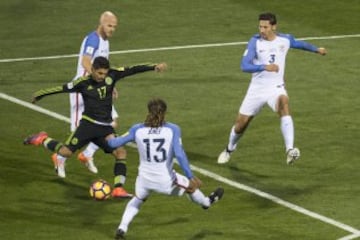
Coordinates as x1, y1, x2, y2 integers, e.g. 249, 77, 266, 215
55, 156, 65, 178
77, 152, 98, 174
111, 187, 133, 198
56, 160, 66, 178
217, 148, 232, 164
286, 147, 300, 165
51, 154, 65, 177
51, 154, 66, 178
114, 229, 126, 240
23, 132, 48, 146
203, 187, 224, 209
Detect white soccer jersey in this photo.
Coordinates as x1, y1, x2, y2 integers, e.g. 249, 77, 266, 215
250, 37, 289, 87
241, 33, 318, 89
108, 122, 194, 184
239, 33, 319, 115
135, 127, 175, 183
74, 31, 109, 79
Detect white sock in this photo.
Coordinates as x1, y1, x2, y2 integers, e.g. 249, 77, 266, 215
188, 189, 210, 208
281, 115, 294, 151
82, 142, 99, 158
56, 154, 67, 163
119, 197, 143, 233
227, 126, 242, 152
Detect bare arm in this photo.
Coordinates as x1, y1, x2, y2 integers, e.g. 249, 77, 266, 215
81, 55, 93, 74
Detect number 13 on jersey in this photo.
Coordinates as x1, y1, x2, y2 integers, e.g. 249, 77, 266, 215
143, 138, 167, 162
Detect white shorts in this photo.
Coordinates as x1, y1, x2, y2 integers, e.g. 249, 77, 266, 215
239, 84, 288, 116
69, 92, 119, 131
134, 171, 189, 200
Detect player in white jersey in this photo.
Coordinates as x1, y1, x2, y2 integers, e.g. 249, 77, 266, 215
108, 98, 224, 239
218, 12, 327, 165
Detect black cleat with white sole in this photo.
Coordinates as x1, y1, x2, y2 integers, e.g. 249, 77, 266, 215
203, 187, 224, 209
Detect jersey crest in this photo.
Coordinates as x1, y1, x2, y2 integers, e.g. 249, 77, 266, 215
105, 77, 113, 85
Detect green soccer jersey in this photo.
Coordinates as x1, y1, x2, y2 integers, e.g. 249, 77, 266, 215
33, 64, 156, 124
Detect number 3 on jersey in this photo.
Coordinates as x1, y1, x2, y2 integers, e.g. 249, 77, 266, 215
269, 54, 276, 63
143, 138, 166, 162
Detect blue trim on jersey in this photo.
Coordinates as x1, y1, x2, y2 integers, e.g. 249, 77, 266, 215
277, 33, 318, 52
164, 122, 193, 179
82, 31, 100, 57
241, 34, 266, 73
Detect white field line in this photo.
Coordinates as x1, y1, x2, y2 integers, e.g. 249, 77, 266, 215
337, 233, 360, 240
0, 34, 359, 63
1, 92, 360, 238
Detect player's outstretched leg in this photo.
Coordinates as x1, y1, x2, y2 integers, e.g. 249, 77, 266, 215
24, 132, 69, 178
23, 132, 48, 146
111, 159, 133, 198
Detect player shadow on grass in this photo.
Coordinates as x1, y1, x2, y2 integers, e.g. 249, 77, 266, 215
141, 216, 224, 239
185, 150, 320, 203
185, 150, 270, 181
49, 176, 127, 238
188, 229, 224, 240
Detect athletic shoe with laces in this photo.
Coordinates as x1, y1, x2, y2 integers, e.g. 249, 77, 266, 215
203, 187, 224, 209
111, 187, 133, 198
23, 132, 48, 146
286, 147, 300, 165
77, 152, 98, 174
114, 229, 126, 240
51, 153, 66, 178
217, 148, 232, 164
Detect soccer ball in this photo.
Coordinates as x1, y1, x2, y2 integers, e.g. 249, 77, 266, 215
89, 179, 111, 200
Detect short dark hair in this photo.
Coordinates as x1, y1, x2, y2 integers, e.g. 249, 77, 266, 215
92, 56, 110, 70
259, 12, 277, 25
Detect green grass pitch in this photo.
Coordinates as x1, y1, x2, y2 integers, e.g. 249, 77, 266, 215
0, 0, 359, 239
